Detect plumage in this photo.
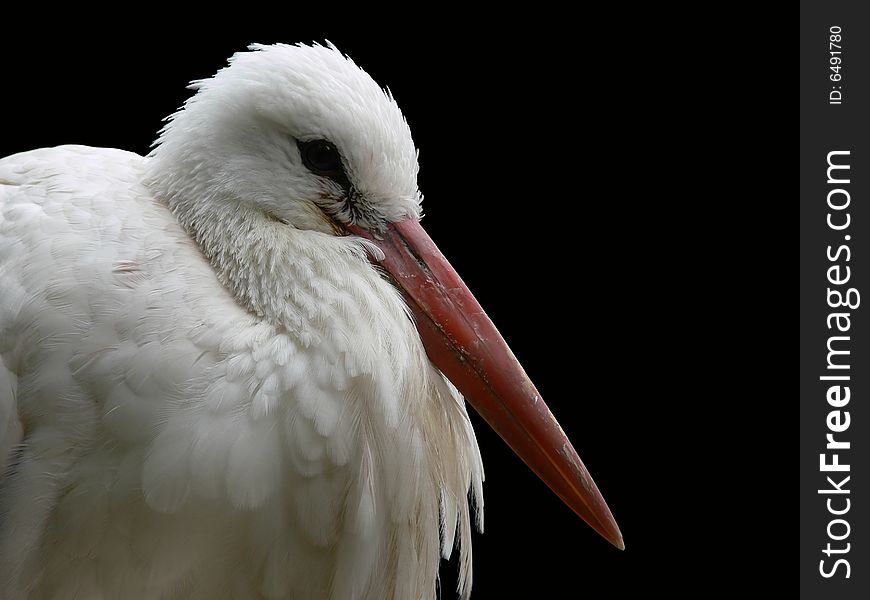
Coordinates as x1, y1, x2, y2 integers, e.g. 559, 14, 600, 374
0, 44, 484, 599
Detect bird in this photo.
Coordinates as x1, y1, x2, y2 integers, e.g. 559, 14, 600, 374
0, 42, 621, 599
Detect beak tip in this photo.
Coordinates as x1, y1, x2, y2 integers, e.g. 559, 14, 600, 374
612, 532, 626, 551
580, 485, 624, 552
592, 511, 624, 551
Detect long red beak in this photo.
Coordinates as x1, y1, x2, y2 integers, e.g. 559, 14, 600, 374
349, 218, 623, 550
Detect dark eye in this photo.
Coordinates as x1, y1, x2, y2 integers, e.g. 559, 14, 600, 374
299, 139, 343, 176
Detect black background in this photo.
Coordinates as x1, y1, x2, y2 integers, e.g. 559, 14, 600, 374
0, 19, 702, 598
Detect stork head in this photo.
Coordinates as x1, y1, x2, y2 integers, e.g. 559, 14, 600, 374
149, 43, 422, 235
148, 43, 623, 550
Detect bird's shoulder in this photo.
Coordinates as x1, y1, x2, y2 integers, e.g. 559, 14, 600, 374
0, 143, 262, 441
0, 145, 155, 262
0, 144, 143, 190
0, 143, 228, 340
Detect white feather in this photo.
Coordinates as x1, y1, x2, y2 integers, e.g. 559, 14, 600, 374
0, 43, 484, 599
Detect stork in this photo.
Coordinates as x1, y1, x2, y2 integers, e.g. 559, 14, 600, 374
0, 43, 621, 599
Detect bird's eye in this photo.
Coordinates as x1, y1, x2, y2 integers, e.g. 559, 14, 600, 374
299, 140, 343, 176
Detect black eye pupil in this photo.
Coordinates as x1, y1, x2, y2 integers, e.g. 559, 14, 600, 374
300, 140, 342, 174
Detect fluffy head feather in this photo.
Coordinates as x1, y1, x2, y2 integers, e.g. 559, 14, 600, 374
147, 42, 422, 234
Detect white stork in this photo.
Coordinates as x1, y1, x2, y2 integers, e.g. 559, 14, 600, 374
0, 43, 621, 599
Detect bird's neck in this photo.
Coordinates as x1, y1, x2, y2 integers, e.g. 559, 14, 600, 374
174, 195, 291, 319
156, 188, 319, 327
155, 188, 381, 343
